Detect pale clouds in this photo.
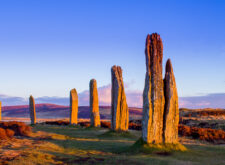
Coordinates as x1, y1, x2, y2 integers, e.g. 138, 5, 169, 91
179, 93, 225, 109
0, 94, 27, 106
0, 84, 143, 107
78, 84, 143, 107
1, 89, 225, 109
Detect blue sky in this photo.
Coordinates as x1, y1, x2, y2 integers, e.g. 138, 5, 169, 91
0, 0, 225, 103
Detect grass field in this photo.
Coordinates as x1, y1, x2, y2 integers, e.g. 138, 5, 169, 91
2, 124, 225, 165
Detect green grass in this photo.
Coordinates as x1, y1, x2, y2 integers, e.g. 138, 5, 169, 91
7, 124, 225, 165
129, 138, 187, 155
99, 130, 138, 139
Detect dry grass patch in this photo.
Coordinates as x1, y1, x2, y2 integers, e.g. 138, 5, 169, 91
179, 124, 225, 144
0, 121, 31, 137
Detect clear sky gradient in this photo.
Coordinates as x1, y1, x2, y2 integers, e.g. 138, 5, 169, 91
0, 0, 225, 99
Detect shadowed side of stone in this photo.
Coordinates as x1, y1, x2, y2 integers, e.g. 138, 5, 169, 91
29, 95, 36, 124
89, 79, 100, 127
163, 59, 179, 143
142, 33, 165, 144
70, 89, 78, 125
111, 65, 129, 131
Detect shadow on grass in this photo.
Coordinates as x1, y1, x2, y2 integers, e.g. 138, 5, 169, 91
33, 125, 135, 154
84, 126, 105, 131
30, 125, 225, 165
47, 137, 133, 154
98, 130, 137, 139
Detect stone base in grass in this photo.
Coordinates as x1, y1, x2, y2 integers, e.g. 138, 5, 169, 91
130, 138, 187, 154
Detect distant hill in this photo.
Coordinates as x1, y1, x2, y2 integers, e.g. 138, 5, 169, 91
2, 104, 143, 120
2, 104, 224, 120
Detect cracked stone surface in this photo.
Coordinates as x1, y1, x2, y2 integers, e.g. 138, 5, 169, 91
163, 59, 179, 144
111, 65, 129, 131
142, 33, 165, 144
89, 79, 101, 127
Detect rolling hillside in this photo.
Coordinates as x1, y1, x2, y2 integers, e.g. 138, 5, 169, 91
2, 104, 143, 120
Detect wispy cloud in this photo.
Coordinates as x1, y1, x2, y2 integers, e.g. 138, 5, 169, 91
179, 93, 225, 109
0, 83, 143, 107
1, 88, 225, 109
0, 94, 27, 106
78, 84, 142, 107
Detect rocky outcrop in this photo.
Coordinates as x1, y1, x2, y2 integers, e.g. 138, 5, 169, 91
111, 65, 129, 131
70, 89, 78, 125
142, 33, 165, 144
89, 79, 100, 127
163, 59, 179, 143
29, 95, 36, 124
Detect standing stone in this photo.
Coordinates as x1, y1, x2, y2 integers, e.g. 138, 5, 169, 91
29, 95, 36, 124
70, 89, 78, 125
89, 79, 100, 127
0, 101, 1, 121
142, 33, 165, 144
163, 59, 179, 143
111, 65, 129, 131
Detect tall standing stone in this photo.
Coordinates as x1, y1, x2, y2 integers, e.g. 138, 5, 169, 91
111, 65, 129, 131
142, 33, 165, 144
163, 59, 179, 143
0, 101, 1, 121
70, 88, 78, 125
89, 79, 100, 127
29, 95, 36, 124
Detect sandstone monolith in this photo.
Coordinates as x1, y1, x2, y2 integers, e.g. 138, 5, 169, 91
111, 65, 129, 131
70, 89, 78, 125
163, 59, 179, 143
89, 79, 100, 127
29, 95, 36, 124
142, 33, 165, 144
0, 101, 1, 121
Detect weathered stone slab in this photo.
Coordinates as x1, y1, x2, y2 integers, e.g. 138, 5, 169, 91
29, 95, 36, 124
163, 59, 179, 144
90, 79, 100, 127
70, 88, 78, 125
142, 33, 165, 144
0, 101, 1, 121
111, 65, 129, 131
